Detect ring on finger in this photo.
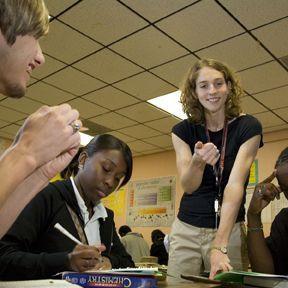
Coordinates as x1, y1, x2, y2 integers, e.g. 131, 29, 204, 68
70, 121, 81, 133
257, 187, 263, 197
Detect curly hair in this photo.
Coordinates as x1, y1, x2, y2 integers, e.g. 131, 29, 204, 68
180, 58, 243, 124
0, 0, 49, 45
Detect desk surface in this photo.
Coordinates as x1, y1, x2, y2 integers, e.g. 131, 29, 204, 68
160, 276, 220, 288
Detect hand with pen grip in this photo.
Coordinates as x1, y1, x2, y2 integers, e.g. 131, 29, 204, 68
68, 244, 111, 272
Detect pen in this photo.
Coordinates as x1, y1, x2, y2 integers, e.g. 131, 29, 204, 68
54, 223, 104, 263
54, 223, 83, 245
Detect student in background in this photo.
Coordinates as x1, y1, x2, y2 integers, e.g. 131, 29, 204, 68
119, 225, 150, 263
0, 134, 134, 280
150, 229, 168, 265
168, 58, 263, 279
0, 0, 81, 238
248, 147, 288, 275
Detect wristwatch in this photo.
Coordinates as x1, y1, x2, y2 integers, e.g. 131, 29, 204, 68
210, 246, 228, 254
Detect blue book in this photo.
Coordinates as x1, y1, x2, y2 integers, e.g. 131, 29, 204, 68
62, 270, 158, 288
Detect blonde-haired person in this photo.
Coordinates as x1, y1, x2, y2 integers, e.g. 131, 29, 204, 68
168, 59, 263, 279
0, 0, 82, 238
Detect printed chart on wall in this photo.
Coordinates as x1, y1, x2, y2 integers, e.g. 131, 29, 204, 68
127, 176, 176, 227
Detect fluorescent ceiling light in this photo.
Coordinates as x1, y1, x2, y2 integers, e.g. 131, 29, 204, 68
80, 132, 93, 146
148, 90, 187, 120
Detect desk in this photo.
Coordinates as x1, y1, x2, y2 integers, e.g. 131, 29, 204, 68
159, 276, 220, 288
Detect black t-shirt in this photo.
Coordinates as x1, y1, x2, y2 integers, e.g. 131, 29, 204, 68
266, 208, 288, 275
172, 114, 263, 228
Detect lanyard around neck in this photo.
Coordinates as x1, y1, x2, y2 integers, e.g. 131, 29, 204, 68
205, 118, 228, 201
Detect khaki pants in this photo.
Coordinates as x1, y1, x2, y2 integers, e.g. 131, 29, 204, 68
167, 218, 249, 278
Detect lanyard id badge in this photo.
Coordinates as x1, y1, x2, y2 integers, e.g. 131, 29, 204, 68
205, 119, 228, 229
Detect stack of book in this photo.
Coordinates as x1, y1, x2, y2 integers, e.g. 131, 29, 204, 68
62, 267, 162, 288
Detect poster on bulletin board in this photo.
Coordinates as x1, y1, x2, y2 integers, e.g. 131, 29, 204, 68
248, 159, 258, 187
126, 176, 176, 227
101, 187, 126, 217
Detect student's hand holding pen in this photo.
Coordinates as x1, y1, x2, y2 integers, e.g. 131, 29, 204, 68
68, 244, 105, 272
54, 223, 110, 272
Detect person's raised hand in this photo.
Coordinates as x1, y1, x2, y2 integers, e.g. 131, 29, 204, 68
13, 104, 81, 169
34, 147, 80, 182
68, 244, 103, 272
248, 171, 281, 216
194, 141, 220, 166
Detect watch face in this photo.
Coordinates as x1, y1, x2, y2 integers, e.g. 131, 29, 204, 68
221, 247, 227, 254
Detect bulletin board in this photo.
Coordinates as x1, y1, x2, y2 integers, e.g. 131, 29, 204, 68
126, 176, 176, 227
248, 159, 258, 186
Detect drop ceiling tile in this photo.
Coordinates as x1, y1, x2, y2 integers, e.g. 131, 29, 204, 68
26, 82, 75, 105
117, 103, 169, 122
253, 86, 288, 110
28, 77, 38, 85
219, 0, 288, 29
122, 0, 197, 22
114, 72, 175, 101
151, 54, 198, 87
73, 49, 143, 83
253, 18, 288, 58
0, 131, 14, 140
254, 111, 285, 128
44, 67, 106, 96
238, 61, 288, 94
90, 112, 137, 130
145, 116, 181, 133
143, 135, 173, 148
196, 34, 273, 71
0, 124, 21, 136
156, 0, 244, 52
0, 106, 27, 122
16, 119, 26, 126
110, 26, 188, 69
118, 124, 162, 139
241, 96, 267, 115
67, 98, 108, 119
273, 107, 288, 122
32, 54, 66, 79
83, 86, 139, 110
0, 119, 9, 128
60, 0, 147, 45
141, 148, 165, 155
107, 131, 136, 143
128, 140, 158, 152
0, 97, 43, 115
46, 0, 78, 16
263, 125, 288, 133
40, 20, 101, 64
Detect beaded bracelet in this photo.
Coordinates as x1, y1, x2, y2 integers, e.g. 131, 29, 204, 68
247, 224, 263, 232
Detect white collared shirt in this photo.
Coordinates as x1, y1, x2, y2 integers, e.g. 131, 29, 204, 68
71, 177, 107, 246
